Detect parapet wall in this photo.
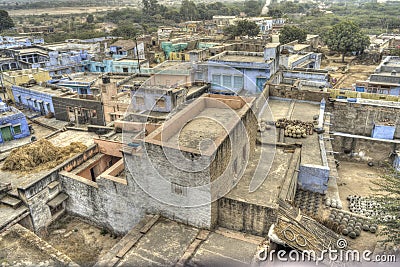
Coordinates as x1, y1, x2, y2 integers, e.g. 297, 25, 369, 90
329, 101, 400, 139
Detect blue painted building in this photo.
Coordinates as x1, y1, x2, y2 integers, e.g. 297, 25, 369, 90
356, 56, 400, 95
11, 84, 62, 115
207, 45, 280, 94
81, 58, 149, 74
0, 99, 30, 143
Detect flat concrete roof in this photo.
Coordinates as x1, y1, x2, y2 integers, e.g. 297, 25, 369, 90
115, 217, 261, 266
225, 145, 294, 208
268, 98, 323, 166
153, 60, 191, 71
218, 54, 265, 63
0, 225, 57, 265
0, 106, 21, 118
0, 224, 76, 266
13, 84, 71, 97
145, 94, 255, 155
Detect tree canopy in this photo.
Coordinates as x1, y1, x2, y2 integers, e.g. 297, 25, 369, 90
279, 25, 307, 45
111, 24, 143, 39
324, 21, 370, 62
86, 14, 94, 24
224, 19, 260, 39
0, 10, 14, 32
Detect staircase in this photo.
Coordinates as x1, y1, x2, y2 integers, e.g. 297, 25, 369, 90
0, 183, 30, 233
1, 195, 23, 209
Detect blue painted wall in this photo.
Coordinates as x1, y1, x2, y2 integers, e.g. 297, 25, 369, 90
298, 164, 330, 194
207, 64, 271, 94
11, 85, 55, 115
81, 59, 142, 74
371, 124, 396, 140
0, 106, 30, 143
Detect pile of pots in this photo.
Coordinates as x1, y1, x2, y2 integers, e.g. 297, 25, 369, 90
275, 119, 314, 139
328, 210, 378, 239
347, 195, 395, 221
325, 197, 343, 209
294, 189, 323, 216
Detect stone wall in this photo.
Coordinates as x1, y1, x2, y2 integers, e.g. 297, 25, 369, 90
53, 96, 105, 126
125, 144, 213, 230
267, 84, 330, 102
59, 170, 143, 235
332, 133, 400, 163
217, 198, 278, 236
329, 101, 400, 139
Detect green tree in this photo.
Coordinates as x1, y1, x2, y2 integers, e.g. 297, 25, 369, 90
142, 0, 160, 17
243, 0, 263, 17
0, 10, 14, 32
324, 20, 370, 62
180, 0, 198, 21
279, 25, 307, 44
86, 14, 94, 23
111, 24, 142, 38
268, 6, 283, 18
224, 19, 260, 39
371, 167, 400, 246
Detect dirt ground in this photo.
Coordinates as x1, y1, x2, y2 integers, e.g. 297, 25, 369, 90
44, 215, 121, 267
336, 161, 386, 252
321, 54, 378, 89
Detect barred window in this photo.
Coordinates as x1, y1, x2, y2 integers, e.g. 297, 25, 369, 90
171, 183, 187, 196
233, 76, 244, 89
222, 75, 232, 88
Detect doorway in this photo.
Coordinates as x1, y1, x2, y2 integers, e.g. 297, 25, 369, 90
1, 126, 13, 142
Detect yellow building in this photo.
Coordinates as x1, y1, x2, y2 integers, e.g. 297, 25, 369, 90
169, 52, 190, 61
2, 69, 51, 101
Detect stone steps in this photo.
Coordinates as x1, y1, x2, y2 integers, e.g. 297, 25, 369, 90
1, 195, 22, 209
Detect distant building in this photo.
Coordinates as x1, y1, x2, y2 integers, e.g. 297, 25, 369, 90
356, 56, 400, 95
207, 44, 280, 94
0, 99, 30, 143
2, 69, 51, 101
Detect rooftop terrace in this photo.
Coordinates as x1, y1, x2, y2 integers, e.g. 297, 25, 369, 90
145, 94, 254, 155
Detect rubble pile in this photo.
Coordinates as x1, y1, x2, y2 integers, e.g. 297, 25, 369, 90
2, 139, 87, 172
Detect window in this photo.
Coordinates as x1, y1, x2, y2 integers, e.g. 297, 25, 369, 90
136, 96, 145, 106
212, 74, 221, 86
123, 67, 129, 73
171, 183, 187, 196
222, 75, 232, 88
13, 125, 21, 135
156, 97, 166, 108
196, 72, 203, 80
233, 76, 244, 89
